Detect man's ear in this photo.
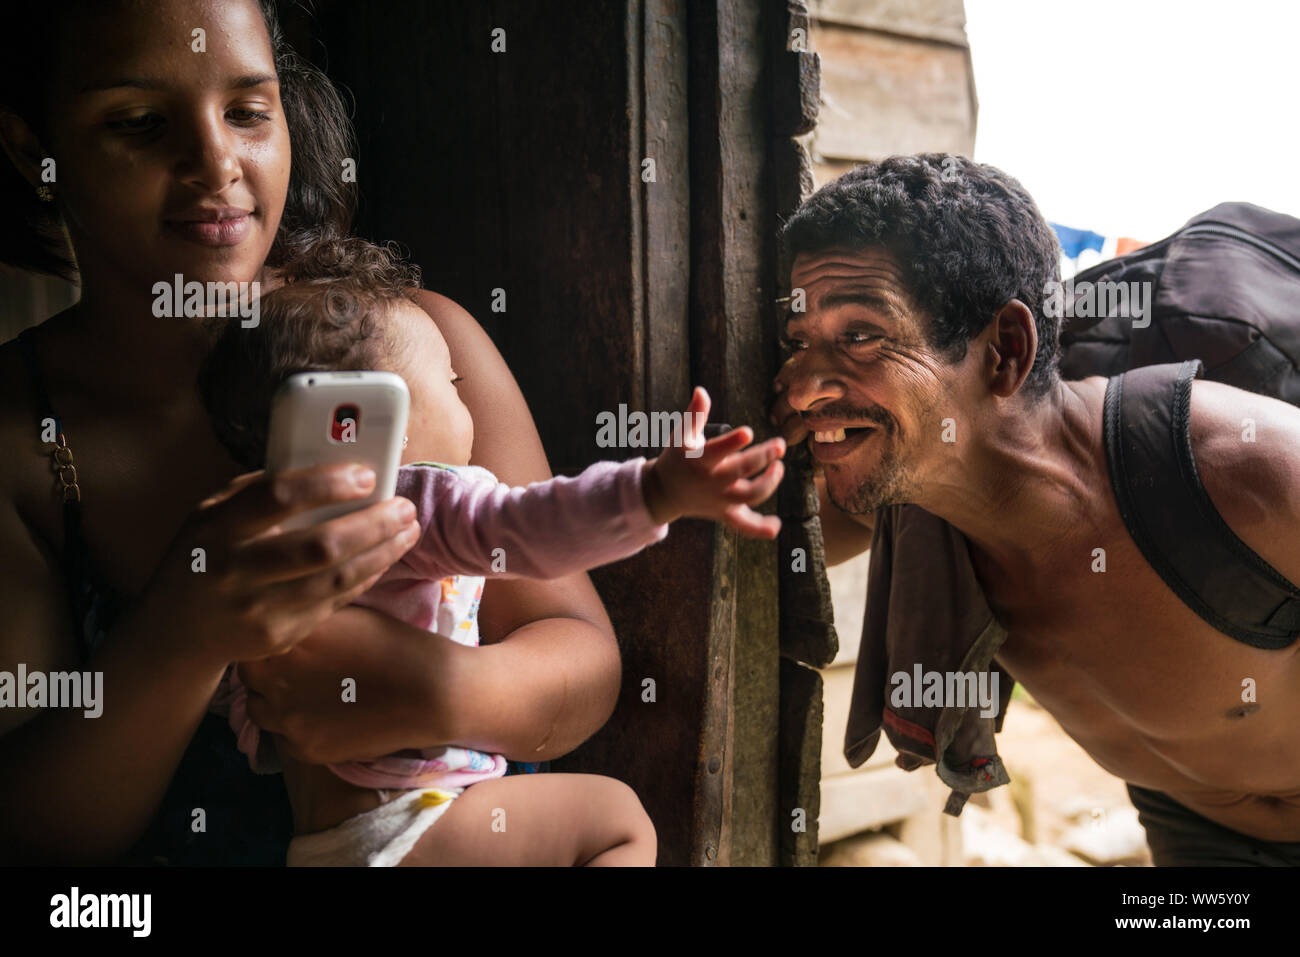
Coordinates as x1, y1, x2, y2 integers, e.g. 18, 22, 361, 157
983, 298, 1038, 397
0, 108, 51, 189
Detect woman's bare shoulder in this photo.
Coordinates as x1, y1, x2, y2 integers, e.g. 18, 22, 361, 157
0, 332, 45, 497
410, 288, 466, 323
407, 289, 615, 640
0, 312, 82, 507
0, 328, 69, 603
408, 289, 552, 488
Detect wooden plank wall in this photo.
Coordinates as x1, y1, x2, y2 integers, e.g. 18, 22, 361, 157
803, 0, 977, 860
807, 0, 977, 181
0, 0, 828, 867
767, 1, 835, 867
294, 0, 819, 865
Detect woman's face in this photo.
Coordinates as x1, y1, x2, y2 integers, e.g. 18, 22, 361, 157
43, 0, 290, 294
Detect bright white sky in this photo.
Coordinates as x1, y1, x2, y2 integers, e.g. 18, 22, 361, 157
965, 0, 1300, 244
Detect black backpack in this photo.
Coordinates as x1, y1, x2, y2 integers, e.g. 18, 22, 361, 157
1058, 202, 1300, 649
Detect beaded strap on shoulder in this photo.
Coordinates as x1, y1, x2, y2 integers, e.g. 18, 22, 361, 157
15, 327, 103, 661
16, 328, 80, 504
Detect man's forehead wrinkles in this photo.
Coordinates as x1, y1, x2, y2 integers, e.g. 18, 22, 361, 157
816, 271, 900, 289
785, 293, 904, 332
820, 275, 903, 294
821, 288, 902, 311
794, 250, 904, 279
788, 250, 918, 329
800, 263, 903, 283
809, 276, 907, 314
795, 270, 907, 308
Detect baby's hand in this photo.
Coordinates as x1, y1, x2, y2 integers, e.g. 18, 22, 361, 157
642, 387, 786, 539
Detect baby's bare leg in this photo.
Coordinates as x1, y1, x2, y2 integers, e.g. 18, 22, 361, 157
397, 773, 656, 866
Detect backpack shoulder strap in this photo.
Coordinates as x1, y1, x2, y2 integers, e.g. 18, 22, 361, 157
1103, 360, 1300, 649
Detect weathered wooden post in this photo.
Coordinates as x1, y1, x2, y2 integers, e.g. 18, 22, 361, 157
282, 0, 829, 866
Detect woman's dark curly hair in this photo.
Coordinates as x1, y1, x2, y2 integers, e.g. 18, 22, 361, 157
0, 0, 356, 282
198, 236, 423, 470
779, 154, 1062, 397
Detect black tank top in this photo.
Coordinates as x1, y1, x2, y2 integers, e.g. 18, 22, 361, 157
15, 326, 294, 865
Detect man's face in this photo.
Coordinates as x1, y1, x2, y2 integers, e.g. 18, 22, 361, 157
781, 246, 961, 514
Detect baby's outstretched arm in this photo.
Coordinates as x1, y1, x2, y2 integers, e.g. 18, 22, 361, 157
640, 386, 786, 539
396, 456, 667, 583
397, 386, 784, 582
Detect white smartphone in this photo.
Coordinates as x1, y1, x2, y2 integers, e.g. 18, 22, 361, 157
265, 371, 410, 531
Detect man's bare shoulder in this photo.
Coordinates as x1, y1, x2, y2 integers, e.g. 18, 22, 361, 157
1189, 378, 1300, 583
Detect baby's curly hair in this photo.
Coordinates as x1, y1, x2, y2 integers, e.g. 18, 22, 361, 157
198, 236, 423, 470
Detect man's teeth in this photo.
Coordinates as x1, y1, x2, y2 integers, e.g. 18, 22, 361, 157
815, 428, 848, 443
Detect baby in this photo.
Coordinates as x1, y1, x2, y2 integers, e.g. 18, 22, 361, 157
197, 237, 786, 866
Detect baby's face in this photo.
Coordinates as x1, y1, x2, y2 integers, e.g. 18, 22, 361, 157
387, 299, 474, 466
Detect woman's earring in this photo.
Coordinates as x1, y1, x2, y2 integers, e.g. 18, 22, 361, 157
402, 435, 409, 448
35, 185, 53, 202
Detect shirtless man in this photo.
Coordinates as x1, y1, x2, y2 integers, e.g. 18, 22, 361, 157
769, 154, 1300, 865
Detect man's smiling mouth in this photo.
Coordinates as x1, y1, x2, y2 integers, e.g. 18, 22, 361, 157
812, 426, 874, 444
808, 425, 877, 462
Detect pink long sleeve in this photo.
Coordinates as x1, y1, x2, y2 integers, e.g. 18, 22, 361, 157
220, 457, 668, 784
392, 457, 669, 582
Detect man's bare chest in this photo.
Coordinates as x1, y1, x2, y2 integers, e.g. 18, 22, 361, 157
982, 515, 1297, 732
983, 518, 1300, 793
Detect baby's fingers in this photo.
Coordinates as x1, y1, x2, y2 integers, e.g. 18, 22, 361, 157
698, 424, 752, 459
723, 503, 782, 540
722, 459, 785, 504
685, 385, 711, 421
682, 386, 711, 453
710, 436, 786, 482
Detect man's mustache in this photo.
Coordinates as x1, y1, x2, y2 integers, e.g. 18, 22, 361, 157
803, 405, 894, 433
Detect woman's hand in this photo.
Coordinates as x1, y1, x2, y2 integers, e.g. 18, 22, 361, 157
236, 605, 454, 764
266, 288, 623, 766
136, 464, 421, 667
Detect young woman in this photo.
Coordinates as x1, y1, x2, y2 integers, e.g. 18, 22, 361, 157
0, 0, 636, 864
